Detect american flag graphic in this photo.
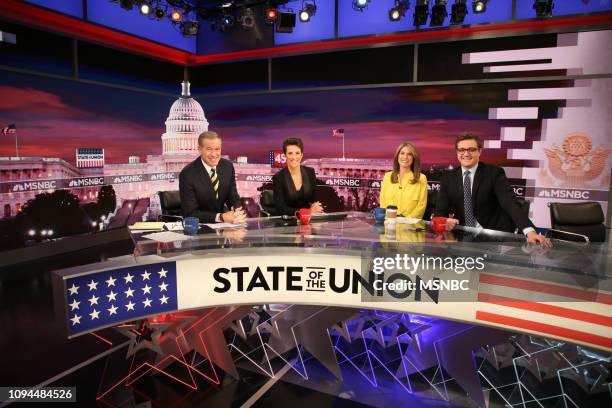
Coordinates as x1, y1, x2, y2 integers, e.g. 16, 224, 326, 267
64, 262, 178, 336
2, 123, 16, 135
332, 128, 344, 138
476, 273, 612, 350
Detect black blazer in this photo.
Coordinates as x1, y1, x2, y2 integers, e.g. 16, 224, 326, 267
434, 162, 533, 233
179, 157, 241, 223
272, 166, 317, 216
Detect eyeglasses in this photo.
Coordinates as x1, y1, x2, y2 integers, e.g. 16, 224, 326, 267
456, 148, 479, 154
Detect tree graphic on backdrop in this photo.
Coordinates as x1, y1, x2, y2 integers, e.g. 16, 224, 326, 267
98, 185, 117, 214
18, 190, 89, 237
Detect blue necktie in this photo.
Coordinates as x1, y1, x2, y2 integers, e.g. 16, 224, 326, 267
463, 171, 476, 227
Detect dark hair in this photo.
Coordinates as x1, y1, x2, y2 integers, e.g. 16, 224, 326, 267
282, 137, 304, 154
391, 142, 421, 185
455, 133, 482, 149
198, 131, 221, 147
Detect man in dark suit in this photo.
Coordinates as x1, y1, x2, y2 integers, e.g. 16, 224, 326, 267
434, 133, 550, 246
179, 131, 246, 224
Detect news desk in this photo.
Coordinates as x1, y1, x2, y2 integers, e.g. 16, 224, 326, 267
49, 212, 612, 406
54, 212, 611, 352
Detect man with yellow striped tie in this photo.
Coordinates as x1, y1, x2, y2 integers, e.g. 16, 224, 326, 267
179, 131, 246, 224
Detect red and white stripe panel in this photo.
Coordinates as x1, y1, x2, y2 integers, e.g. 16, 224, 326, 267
476, 273, 612, 351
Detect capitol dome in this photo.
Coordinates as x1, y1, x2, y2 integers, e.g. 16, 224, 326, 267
161, 81, 209, 155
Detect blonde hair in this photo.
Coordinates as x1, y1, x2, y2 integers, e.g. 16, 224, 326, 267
390, 142, 421, 184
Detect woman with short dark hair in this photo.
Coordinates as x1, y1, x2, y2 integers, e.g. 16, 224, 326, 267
272, 138, 323, 216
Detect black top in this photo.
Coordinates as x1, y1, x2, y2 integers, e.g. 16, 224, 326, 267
179, 157, 242, 223
433, 162, 534, 233
272, 166, 317, 216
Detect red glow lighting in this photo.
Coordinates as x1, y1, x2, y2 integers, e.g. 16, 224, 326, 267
170, 10, 182, 22
266, 8, 277, 22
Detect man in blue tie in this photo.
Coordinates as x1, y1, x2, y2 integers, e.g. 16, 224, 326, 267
434, 133, 550, 246
179, 131, 245, 224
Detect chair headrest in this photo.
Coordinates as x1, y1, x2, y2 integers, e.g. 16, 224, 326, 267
262, 190, 275, 206
159, 191, 181, 210
550, 201, 604, 226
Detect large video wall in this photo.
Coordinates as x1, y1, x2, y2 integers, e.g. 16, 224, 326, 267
1, 28, 611, 251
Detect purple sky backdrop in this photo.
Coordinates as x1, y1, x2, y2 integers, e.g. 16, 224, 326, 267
0, 71, 525, 167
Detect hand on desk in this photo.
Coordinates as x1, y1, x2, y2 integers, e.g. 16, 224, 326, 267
222, 228, 247, 243
310, 201, 324, 214
222, 207, 247, 224
527, 231, 552, 248
445, 218, 460, 231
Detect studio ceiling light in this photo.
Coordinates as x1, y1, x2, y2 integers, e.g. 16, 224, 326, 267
472, 0, 487, 13
276, 11, 296, 33
534, 0, 554, 18
265, 8, 278, 24
180, 20, 199, 36
299, 1, 317, 22
450, 0, 468, 24
139, 1, 151, 15
389, 0, 410, 22
352, 0, 370, 12
413, 0, 429, 25
430, 0, 448, 26
170, 9, 182, 23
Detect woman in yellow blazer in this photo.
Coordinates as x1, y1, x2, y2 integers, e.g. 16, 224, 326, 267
379, 142, 428, 219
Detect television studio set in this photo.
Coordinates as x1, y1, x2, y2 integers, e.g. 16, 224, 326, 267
0, 0, 611, 407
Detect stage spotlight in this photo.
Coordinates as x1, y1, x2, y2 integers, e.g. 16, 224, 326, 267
299, 1, 317, 22
119, 0, 135, 11
389, 0, 409, 22
352, 0, 370, 12
430, 0, 448, 26
265, 8, 278, 24
241, 8, 255, 28
221, 14, 235, 29
533, 0, 554, 18
139, 1, 151, 15
170, 9, 182, 23
276, 11, 296, 33
472, 0, 487, 13
450, 0, 468, 24
154, 6, 165, 19
181, 20, 199, 36
413, 0, 429, 25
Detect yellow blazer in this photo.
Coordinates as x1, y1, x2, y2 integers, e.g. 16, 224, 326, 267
379, 171, 428, 218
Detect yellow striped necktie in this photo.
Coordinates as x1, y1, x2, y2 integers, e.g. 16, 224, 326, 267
210, 168, 219, 200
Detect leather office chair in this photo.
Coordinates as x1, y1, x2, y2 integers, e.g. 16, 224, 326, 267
548, 201, 606, 243
260, 190, 276, 217
513, 199, 531, 233
241, 197, 261, 218
158, 191, 182, 221
423, 189, 438, 221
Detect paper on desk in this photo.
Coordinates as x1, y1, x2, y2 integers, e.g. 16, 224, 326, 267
142, 231, 192, 243
203, 222, 248, 230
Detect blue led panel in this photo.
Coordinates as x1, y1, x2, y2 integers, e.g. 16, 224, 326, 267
515, 0, 612, 19
86, 0, 196, 52
338, 0, 513, 38
24, 0, 83, 18
274, 0, 335, 45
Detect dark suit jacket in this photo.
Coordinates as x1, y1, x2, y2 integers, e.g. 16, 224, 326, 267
272, 166, 317, 216
434, 162, 533, 233
179, 157, 241, 223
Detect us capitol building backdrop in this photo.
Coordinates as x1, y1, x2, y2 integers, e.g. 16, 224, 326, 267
0, 82, 390, 219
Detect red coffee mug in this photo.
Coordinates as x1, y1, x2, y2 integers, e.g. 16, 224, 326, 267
295, 208, 312, 225
431, 216, 448, 234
